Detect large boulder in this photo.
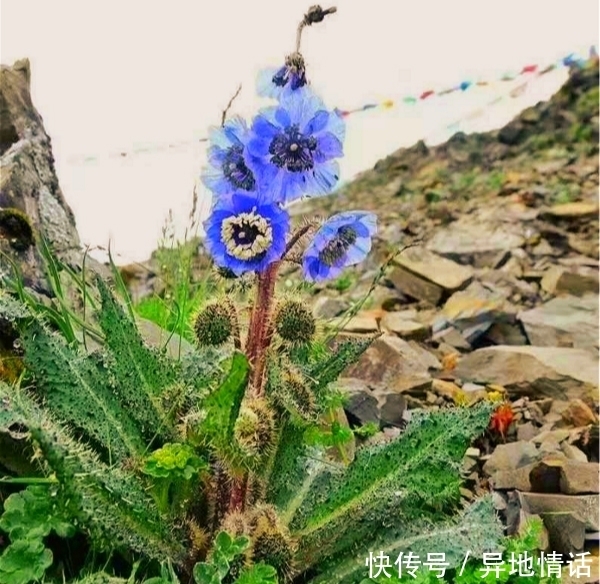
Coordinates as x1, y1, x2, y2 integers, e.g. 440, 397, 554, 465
0, 59, 93, 293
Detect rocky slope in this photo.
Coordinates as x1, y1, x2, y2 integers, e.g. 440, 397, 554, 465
291, 59, 599, 574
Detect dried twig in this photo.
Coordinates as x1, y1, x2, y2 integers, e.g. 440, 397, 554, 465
221, 84, 243, 127
296, 5, 337, 52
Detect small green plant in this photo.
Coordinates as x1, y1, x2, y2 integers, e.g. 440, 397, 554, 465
485, 170, 506, 192
451, 170, 479, 194
142, 443, 208, 514
135, 198, 217, 348
567, 121, 593, 143
330, 272, 356, 293
0, 485, 76, 584
353, 421, 380, 438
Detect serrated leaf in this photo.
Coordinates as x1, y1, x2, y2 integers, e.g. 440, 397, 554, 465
192, 352, 249, 457
265, 419, 319, 522
307, 336, 376, 395
96, 278, 176, 440
20, 321, 145, 461
310, 497, 503, 583
0, 383, 186, 565
0, 291, 30, 323
290, 404, 493, 568
0, 539, 53, 584
0, 485, 75, 540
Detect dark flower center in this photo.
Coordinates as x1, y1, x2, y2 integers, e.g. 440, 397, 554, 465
318, 225, 358, 266
269, 124, 317, 172
221, 211, 273, 260
222, 145, 256, 191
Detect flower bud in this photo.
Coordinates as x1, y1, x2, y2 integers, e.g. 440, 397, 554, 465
250, 506, 296, 582
273, 299, 316, 344
282, 369, 317, 421
193, 301, 232, 346
221, 511, 249, 538
234, 398, 275, 458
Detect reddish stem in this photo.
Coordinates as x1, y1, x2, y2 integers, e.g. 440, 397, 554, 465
228, 474, 248, 513
245, 261, 280, 398
226, 262, 280, 516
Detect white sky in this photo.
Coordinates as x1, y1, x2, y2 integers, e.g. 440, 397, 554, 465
1, 0, 598, 263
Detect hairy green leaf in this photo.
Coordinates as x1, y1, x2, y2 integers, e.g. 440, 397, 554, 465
265, 419, 321, 523
290, 404, 493, 567
0, 383, 186, 564
20, 321, 145, 461
310, 496, 503, 583
307, 336, 376, 395
191, 352, 249, 462
96, 278, 176, 441
0, 290, 30, 323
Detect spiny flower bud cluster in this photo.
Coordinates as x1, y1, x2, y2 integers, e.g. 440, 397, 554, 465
194, 301, 233, 346
233, 398, 276, 458
273, 299, 316, 344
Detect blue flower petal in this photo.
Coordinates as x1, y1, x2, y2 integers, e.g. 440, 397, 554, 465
275, 107, 291, 128
257, 67, 281, 98
304, 110, 330, 135
301, 211, 377, 283
310, 160, 340, 195
325, 109, 346, 143
247, 86, 345, 205
315, 132, 344, 161
207, 126, 231, 149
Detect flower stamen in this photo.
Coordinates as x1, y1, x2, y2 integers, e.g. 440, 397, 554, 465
221, 211, 273, 260
318, 225, 357, 266
269, 124, 317, 172
222, 144, 256, 191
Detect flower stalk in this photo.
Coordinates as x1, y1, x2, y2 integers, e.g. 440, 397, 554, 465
295, 5, 337, 52
246, 261, 280, 398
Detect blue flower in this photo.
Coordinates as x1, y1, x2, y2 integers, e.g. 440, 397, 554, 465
201, 116, 257, 196
257, 53, 307, 99
302, 212, 377, 282
246, 87, 345, 205
204, 192, 289, 275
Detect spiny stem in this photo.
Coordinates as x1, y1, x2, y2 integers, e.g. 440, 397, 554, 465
283, 220, 319, 258
228, 474, 248, 513
246, 262, 280, 398
295, 5, 337, 52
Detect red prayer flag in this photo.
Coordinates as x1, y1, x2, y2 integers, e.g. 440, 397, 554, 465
521, 64, 538, 74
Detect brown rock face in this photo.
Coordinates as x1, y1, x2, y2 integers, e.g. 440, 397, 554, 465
454, 345, 598, 402
341, 334, 439, 394
0, 59, 83, 292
